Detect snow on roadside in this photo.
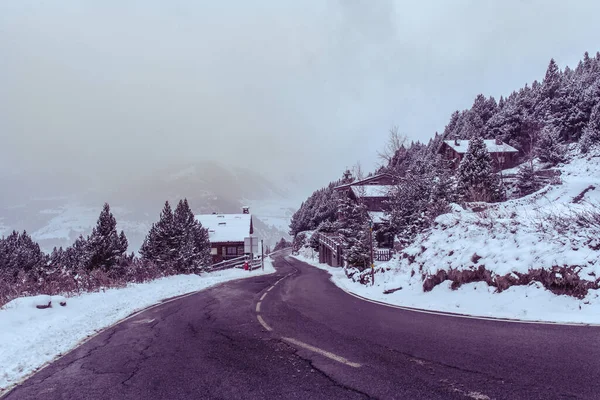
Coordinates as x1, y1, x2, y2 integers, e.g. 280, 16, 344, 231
0, 259, 276, 393
292, 249, 600, 325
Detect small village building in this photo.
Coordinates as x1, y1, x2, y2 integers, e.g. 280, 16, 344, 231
334, 173, 396, 248
316, 173, 397, 267
195, 207, 254, 264
439, 139, 519, 171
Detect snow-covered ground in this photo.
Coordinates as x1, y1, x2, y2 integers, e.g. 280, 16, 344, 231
294, 251, 600, 324
0, 259, 275, 394
292, 148, 600, 325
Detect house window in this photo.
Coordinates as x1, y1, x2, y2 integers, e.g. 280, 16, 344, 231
227, 247, 237, 256
498, 156, 505, 163
210, 248, 218, 255
237, 246, 244, 255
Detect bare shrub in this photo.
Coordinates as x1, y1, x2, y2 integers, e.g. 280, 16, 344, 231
421, 265, 597, 299
0, 259, 183, 308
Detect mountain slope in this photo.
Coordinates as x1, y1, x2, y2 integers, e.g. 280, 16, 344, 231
0, 161, 296, 253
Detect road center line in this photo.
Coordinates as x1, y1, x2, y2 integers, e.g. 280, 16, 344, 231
257, 315, 273, 331
281, 337, 361, 368
260, 292, 268, 301
256, 302, 261, 313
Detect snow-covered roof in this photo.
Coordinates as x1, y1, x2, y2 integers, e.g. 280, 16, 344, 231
443, 140, 519, 154
334, 173, 396, 190
195, 213, 252, 243
368, 211, 388, 224
351, 185, 391, 198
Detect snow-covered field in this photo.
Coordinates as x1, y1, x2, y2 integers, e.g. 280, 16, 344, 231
0, 260, 275, 394
292, 149, 600, 325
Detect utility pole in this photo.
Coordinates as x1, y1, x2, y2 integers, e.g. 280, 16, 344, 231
369, 220, 374, 286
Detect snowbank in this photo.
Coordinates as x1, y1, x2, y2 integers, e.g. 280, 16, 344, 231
293, 253, 600, 325
0, 260, 275, 393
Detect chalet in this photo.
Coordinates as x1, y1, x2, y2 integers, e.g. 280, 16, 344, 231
317, 173, 397, 267
439, 139, 519, 171
195, 207, 255, 264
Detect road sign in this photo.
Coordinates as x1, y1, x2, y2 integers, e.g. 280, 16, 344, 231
244, 237, 259, 254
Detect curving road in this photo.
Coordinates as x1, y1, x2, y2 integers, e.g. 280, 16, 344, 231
5, 253, 600, 399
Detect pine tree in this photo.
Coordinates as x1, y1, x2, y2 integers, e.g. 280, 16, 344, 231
536, 125, 566, 165
581, 102, 600, 153
0, 231, 48, 282
173, 199, 211, 272
335, 193, 372, 270
273, 238, 292, 251
516, 163, 540, 196
142, 200, 211, 272
456, 136, 502, 202
86, 203, 128, 270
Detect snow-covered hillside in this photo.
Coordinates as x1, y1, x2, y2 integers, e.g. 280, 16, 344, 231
401, 147, 600, 282
294, 147, 600, 324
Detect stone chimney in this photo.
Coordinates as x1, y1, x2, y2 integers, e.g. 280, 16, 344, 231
495, 138, 503, 145
454, 139, 459, 146
242, 206, 250, 214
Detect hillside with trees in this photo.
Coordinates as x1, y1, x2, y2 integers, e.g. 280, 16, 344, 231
291, 52, 600, 284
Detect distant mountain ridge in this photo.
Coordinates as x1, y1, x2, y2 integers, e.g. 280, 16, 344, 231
0, 161, 295, 254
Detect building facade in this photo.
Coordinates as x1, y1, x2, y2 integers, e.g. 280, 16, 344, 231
195, 208, 254, 264
439, 139, 520, 171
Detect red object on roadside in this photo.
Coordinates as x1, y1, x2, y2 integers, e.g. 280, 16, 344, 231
244, 261, 249, 271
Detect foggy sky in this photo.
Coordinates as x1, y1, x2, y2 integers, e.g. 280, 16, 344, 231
2, 0, 600, 193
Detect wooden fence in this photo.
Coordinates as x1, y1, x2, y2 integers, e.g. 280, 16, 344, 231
374, 248, 392, 262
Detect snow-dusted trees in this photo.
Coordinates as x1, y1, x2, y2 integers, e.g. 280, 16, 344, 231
86, 203, 128, 270
46, 204, 128, 271
141, 199, 211, 273
536, 125, 567, 165
516, 163, 540, 196
336, 192, 373, 269
0, 231, 47, 281
581, 102, 600, 153
289, 180, 340, 237
456, 136, 503, 202
387, 155, 456, 245
173, 199, 211, 272
273, 238, 292, 252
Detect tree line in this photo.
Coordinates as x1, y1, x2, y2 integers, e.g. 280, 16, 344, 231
0, 199, 212, 306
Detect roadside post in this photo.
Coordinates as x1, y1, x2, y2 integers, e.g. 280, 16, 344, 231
369, 220, 374, 286
261, 239, 264, 271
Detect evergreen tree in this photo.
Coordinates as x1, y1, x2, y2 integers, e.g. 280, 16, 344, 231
173, 199, 211, 272
516, 163, 540, 196
581, 102, 600, 153
335, 193, 372, 269
273, 238, 292, 251
456, 136, 502, 202
0, 231, 48, 281
141, 201, 176, 265
536, 125, 566, 165
141, 200, 210, 272
86, 203, 128, 270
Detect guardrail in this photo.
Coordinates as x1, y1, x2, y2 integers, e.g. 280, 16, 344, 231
319, 233, 342, 252
208, 256, 263, 272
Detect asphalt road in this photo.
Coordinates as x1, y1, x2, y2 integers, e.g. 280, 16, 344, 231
5, 253, 600, 399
